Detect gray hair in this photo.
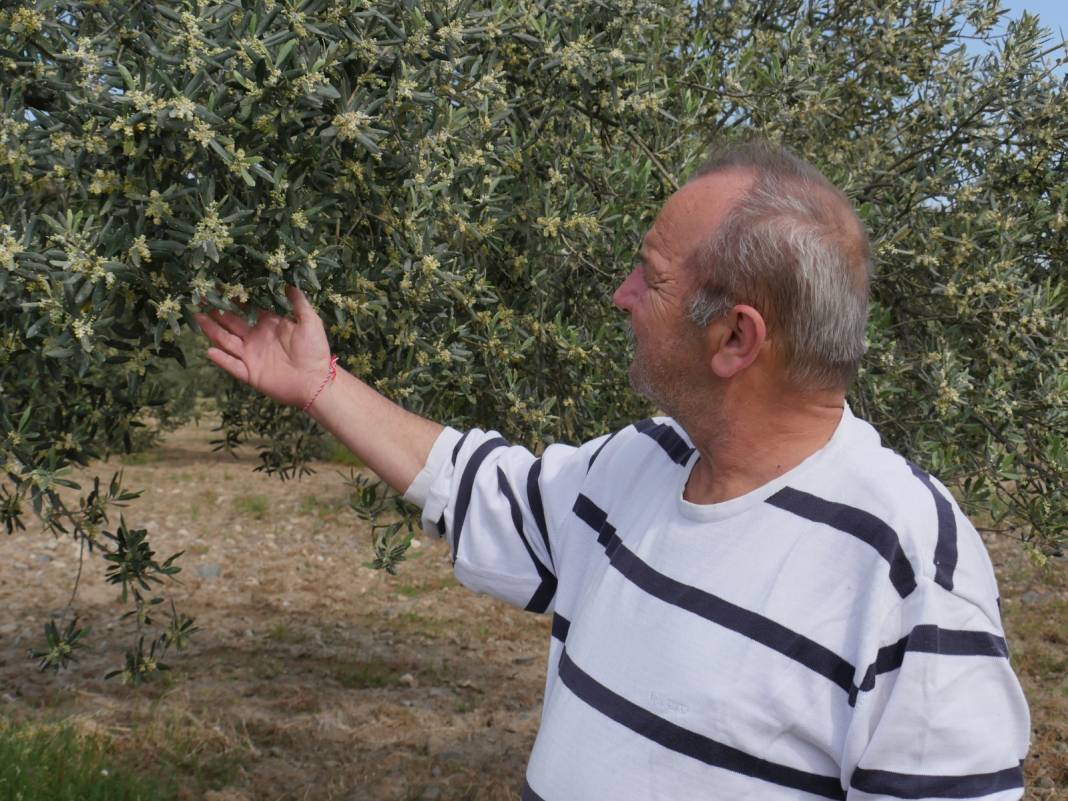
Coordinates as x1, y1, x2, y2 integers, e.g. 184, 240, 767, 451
686, 141, 872, 390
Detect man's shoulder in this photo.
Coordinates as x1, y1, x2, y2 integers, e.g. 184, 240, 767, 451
803, 412, 999, 608
828, 411, 963, 530
582, 415, 695, 473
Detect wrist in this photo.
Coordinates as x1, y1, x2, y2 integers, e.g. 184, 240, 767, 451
302, 354, 339, 412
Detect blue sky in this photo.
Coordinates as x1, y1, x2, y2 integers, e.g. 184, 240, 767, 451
1001, 0, 1068, 38
972, 0, 1067, 74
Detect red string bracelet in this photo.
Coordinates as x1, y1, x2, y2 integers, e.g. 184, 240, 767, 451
302, 354, 339, 412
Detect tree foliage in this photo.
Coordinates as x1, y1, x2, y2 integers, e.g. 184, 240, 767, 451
1, 0, 1065, 677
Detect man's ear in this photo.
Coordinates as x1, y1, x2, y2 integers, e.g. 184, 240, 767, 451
708, 304, 767, 378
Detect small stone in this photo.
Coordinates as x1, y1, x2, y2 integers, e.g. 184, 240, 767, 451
197, 564, 222, 579
34, 554, 52, 564
419, 786, 442, 801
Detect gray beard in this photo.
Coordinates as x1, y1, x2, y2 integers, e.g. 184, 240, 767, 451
625, 328, 724, 434
626, 329, 682, 418
624, 328, 655, 401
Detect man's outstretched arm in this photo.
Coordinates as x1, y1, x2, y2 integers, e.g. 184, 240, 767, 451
193, 285, 443, 494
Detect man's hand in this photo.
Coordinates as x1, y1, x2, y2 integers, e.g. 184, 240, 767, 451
193, 283, 443, 494
193, 285, 330, 409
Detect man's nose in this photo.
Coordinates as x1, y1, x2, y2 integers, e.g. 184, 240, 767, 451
612, 269, 637, 312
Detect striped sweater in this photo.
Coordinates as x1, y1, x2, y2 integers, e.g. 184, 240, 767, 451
403, 405, 1030, 800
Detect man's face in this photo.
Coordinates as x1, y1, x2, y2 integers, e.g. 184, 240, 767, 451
611, 171, 751, 415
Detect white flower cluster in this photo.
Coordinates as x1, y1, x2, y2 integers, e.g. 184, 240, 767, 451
436, 19, 465, 46
536, 215, 561, 237
3, 8, 45, 34
88, 169, 120, 195
0, 117, 29, 171
123, 89, 162, 113
188, 118, 214, 146
68, 36, 102, 91
128, 235, 151, 264
178, 11, 211, 73
266, 245, 288, 274
191, 204, 234, 252
333, 111, 372, 142
71, 315, 95, 347
560, 36, 594, 71
0, 225, 22, 271
63, 242, 114, 287
146, 190, 172, 225
154, 296, 182, 320
168, 96, 197, 121
190, 273, 214, 297
222, 282, 248, 304
420, 254, 440, 272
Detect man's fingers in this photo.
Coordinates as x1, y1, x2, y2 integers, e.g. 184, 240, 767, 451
205, 346, 250, 384
207, 307, 253, 338
194, 312, 246, 359
286, 284, 315, 323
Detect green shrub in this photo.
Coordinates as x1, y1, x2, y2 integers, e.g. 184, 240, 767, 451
0, 0, 1064, 674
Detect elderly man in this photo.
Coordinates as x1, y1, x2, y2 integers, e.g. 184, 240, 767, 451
195, 141, 1030, 800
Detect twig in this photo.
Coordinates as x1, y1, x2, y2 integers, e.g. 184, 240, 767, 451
63, 535, 86, 617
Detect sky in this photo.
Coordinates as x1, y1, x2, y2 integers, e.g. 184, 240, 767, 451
1001, 0, 1068, 39
971, 0, 1068, 75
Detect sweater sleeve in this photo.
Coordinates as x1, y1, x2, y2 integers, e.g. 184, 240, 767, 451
841, 576, 1031, 800
403, 426, 609, 612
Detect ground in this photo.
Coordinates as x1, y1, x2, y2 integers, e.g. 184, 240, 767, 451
0, 419, 1065, 800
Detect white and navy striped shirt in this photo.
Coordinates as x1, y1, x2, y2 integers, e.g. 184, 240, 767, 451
404, 406, 1030, 800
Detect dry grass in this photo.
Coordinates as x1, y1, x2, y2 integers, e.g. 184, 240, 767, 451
991, 535, 1068, 798
0, 419, 1064, 800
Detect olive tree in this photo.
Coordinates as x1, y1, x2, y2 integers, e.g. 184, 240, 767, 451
0, 0, 1064, 679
